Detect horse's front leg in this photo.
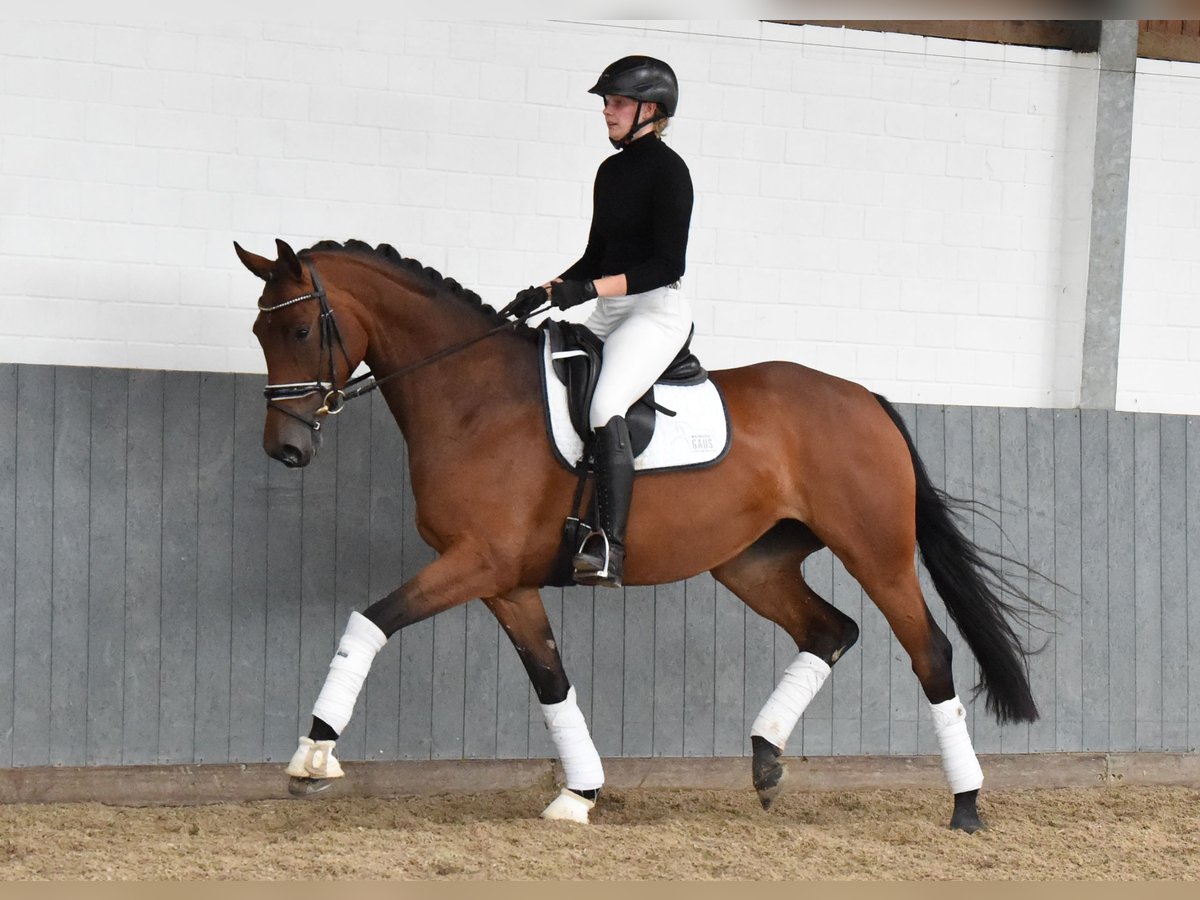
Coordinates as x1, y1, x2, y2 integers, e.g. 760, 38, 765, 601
285, 548, 506, 796
483, 589, 604, 824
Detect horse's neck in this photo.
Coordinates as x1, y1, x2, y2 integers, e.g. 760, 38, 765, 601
362, 289, 537, 450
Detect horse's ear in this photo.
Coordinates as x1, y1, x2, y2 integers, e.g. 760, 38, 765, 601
234, 241, 275, 282
275, 238, 304, 282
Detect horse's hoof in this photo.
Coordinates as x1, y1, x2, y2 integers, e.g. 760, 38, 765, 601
540, 787, 595, 823
751, 735, 787, 810
950, 789, 986, 833
288, 776, 336, 798
950, 810, 986, 833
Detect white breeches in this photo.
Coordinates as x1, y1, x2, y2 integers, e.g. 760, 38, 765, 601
584, 286, 692, 430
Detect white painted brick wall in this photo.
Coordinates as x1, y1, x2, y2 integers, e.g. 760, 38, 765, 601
1119, 57, 1200, 414
0, 18, 1189, 412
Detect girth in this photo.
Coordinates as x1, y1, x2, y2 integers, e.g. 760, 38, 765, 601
541, 320, 707, 459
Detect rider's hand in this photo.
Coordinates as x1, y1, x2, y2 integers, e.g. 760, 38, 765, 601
503, 285, 549, 319
551, 280, 598, 310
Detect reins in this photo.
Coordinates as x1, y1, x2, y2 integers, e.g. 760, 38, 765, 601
259, 260, 550, 431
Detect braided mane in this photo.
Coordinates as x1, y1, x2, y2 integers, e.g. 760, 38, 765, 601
300, 239, 536, 339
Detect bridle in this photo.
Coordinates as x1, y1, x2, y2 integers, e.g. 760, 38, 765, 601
259, 259, 539, 432
258, 262, 353, 433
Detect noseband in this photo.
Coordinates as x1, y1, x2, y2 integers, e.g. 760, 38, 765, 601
258, 262, 351, 432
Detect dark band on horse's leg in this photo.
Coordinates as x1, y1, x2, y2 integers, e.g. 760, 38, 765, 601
483, 591, 602, 805
913, 610, 956, 705
309, 717, 338, 742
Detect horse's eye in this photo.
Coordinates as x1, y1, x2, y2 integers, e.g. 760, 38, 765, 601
296, 326, 311, 341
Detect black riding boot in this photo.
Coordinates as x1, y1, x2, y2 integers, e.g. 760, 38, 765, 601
573, 415, 633, 588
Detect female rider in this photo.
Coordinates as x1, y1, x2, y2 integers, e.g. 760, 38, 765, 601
509, 55, 694, 588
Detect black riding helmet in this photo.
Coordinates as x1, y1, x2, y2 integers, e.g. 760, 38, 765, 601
588, 55, 678, 146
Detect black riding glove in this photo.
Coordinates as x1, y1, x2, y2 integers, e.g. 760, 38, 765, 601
551, 279, 598, 310
504, 285, 548, 319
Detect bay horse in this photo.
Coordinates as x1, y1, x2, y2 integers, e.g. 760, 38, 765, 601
237, 238, 1042, 832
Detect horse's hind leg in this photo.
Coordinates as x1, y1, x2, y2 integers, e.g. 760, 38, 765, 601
711, 521, 860, 811
876, 573, 985, 831
834, 547, 985, 832
482, 588, 604, 824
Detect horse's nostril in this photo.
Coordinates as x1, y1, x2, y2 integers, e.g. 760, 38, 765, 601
280, 445, 304, 468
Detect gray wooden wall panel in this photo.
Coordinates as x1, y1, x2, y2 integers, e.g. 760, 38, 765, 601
14, 365, 54, 768
87, 368, 127, 766
195, 372, 235, 765
228, 373, 268, 764
1134, 414, 1163, 750
652, 581, 685, 757
1, 363, 1197, 775
1188, 418, 1200, 754
683, 575, 715, 757
1080, 409, 1111, 751
1107, 413, 1137, 750
51, 366, 90, 766
161, 372, 200, 764
0, 365, 17, 768
622, 585, 655, 757
1160, 415, 1188, 750
712, 584, 745, 757
591, 589, 626, 758
1054, 410, 1084, 751
123, 371, 163, 765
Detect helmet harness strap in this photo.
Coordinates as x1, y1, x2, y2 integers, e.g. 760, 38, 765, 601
613, 99, 668, 148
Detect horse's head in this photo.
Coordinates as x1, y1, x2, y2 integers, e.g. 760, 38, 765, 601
236, 238, 369, 467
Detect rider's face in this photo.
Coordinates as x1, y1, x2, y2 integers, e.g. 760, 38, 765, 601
603, 95, 655, 141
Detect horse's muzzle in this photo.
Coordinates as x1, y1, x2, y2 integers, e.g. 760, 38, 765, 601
264, 417, 320, 468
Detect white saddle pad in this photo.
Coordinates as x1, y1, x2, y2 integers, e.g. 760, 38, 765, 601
541, 337, 730, 473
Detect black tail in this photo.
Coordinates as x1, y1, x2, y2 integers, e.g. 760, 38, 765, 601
874, 394, 1045, 724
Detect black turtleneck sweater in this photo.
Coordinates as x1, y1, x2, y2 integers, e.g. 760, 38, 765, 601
560, 135, 694, 296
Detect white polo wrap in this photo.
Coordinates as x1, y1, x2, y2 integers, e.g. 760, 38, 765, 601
929, 696, 984, 794
540, 686, 605, 792
750, 651, 832, 751
311, 611, 388, 734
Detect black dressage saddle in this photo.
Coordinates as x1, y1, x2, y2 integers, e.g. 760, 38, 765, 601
541, 319, 707, 459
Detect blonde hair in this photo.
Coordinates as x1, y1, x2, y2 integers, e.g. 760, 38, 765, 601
653, 118, 670, 137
